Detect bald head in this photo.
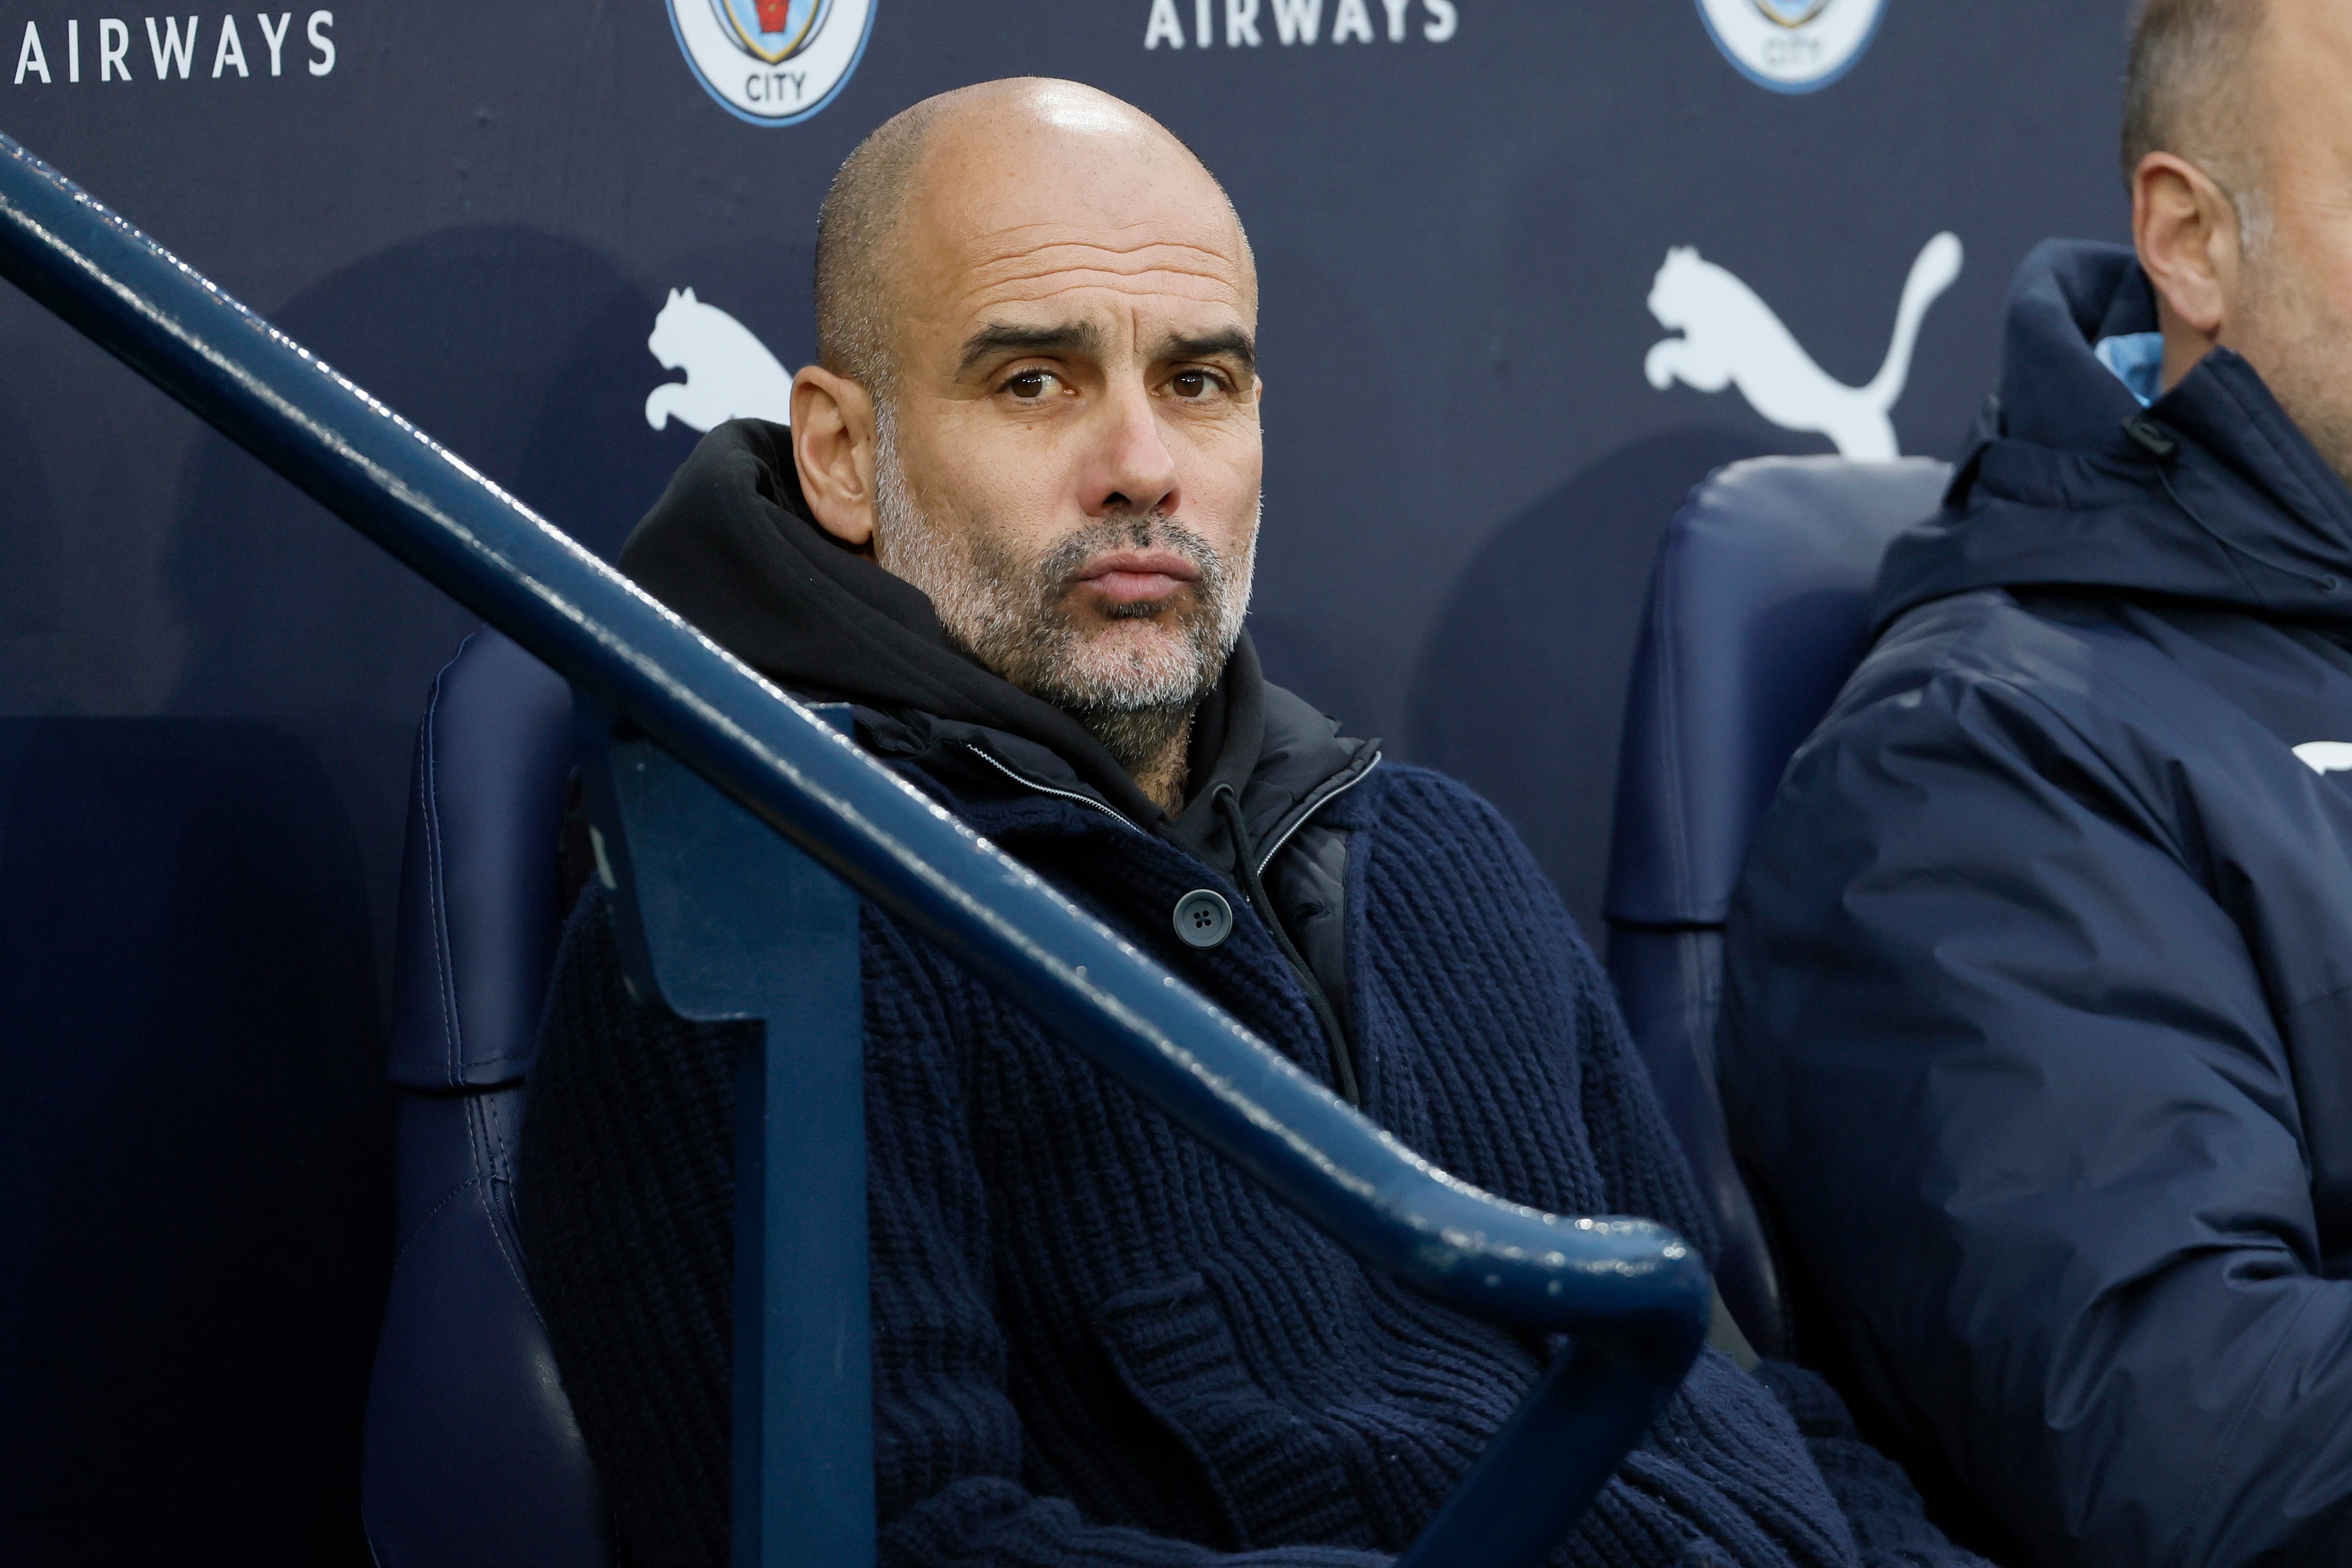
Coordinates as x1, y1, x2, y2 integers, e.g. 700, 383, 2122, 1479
789, 79, 1268, 811
2122, 0, 2269, 187
813, 79, 1254, 396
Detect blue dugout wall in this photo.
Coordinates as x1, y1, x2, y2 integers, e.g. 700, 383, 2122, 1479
0, 3, 2129, 1559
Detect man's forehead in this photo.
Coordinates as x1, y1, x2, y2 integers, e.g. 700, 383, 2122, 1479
930, 281, 1249, 382
891, 104, 1255, 350
956, 232, 1251, 310
924, 194, 1248, 286
902, 225, 1254, 374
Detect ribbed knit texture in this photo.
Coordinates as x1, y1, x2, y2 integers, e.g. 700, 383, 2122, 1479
516, 762, 1976, 1568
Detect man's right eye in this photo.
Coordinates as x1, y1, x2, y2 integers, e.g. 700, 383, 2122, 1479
1005, 370, 1055, 399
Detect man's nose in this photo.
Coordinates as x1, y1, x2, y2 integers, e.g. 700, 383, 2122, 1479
1084, 379, 1180, 517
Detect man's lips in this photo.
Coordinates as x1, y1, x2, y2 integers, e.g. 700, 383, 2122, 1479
1069, 550, 1202, 605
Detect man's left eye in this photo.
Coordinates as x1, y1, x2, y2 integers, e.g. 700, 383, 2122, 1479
1171, 370, 1218, 398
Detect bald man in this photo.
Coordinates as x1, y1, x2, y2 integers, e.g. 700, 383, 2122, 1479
515, 81, 1980, 1568
1720, 3, 2352, 1566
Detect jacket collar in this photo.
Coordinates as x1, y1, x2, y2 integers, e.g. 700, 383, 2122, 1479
856, 654, 1382, 886
1874, 240, 2352, 631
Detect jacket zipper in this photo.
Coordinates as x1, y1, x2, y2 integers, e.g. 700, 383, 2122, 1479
960, 742, 1143, 833
1254, 751, 1384, 877
962, 740, 1384, 877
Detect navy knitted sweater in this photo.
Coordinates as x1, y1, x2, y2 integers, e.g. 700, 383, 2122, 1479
511, 422, 1982, 1568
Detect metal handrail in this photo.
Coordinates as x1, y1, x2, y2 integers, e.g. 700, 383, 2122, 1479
0, 131, 1709, 1567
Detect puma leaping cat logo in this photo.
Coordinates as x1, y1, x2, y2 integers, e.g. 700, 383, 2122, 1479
1644, 233, 1964, 461
644, 288, 795, 434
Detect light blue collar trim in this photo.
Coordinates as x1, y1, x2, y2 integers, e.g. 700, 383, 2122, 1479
2094, 332, 2165, 408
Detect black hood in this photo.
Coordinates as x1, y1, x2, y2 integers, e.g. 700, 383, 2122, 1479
1874, 240, 2352, 632
617, 420, 1374, 866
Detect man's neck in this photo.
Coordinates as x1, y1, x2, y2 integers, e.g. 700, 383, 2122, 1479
2158, 306, 2214, 395
1128, 718, 1193, 816
1078, 704, 1195, 816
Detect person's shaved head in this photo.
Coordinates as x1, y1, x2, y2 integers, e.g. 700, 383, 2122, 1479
813, 78, 1253, 396
811, 94, 945, 392
2121, 0, 2270, 187
790, 80, 1268, 812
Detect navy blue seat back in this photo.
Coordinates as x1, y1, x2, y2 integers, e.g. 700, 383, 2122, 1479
361, 628, 607, 1568
1604, 456, 1950, 1360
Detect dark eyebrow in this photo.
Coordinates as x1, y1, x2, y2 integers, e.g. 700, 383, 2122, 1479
1159, 329, 1256, 377
958, 321, 1106, 375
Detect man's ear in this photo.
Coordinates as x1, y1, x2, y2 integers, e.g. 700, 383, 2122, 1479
2134, 151, 2244, 386
791, 365, 879, 553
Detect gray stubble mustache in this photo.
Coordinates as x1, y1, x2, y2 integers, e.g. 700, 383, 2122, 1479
1033, 514, 1227, 614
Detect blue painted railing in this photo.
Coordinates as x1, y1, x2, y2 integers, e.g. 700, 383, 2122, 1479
582, 699, 877, 1568
0, 131, 1710, 1568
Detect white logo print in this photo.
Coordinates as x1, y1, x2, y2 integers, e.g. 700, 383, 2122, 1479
13, 11, 335, 86
644, 289, 796, 434
2295, 742, 2352, 775
666, 0, 875, 126
1643, 232, 1963, 461
1142, 0, 1459, 49
1697, 0, 1886, 93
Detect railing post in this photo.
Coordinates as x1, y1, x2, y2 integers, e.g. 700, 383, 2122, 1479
577, 702, 873, 1568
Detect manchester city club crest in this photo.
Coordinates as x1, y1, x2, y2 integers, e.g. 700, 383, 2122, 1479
667, 0, 876, 126
1696, 0, 1883, 92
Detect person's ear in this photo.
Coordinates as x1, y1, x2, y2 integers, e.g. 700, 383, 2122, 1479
2134, 151, 2244, 372
791, 365, 878, 553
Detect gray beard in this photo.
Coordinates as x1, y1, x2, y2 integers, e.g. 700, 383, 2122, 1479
869, 412, 1256, 779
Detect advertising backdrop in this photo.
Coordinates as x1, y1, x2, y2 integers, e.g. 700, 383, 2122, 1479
0, 2, 2133, 1557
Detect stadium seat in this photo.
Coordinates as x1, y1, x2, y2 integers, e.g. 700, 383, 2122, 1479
361, 628, 608, 1568
1603, 456, 1951, 1360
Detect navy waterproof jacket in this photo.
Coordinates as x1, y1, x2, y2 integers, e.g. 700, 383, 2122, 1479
1720, 240, 2352, 1568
